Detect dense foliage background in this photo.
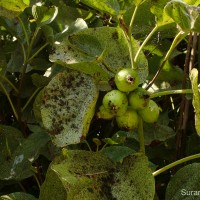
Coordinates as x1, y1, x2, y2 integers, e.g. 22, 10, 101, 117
1, 0, 200, 199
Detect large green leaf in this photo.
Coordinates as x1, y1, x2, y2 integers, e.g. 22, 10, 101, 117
164, 0, 200, 33
80, 0, 120, 16
0, 0, 29, 18
32, 5, 58, 27
132, 122, 176, 145
0, 0, 29, 12
111, 154, 155, 200
150, 0, 174, 29
189, 6, 200, 33
133, 0, 146, 6
183, 0, 200, 5
49, 2, 87, 40
164, 0, 191, 33
1, 192, 38, 200
166, 163, 200, 200
50, 27, 148, 83
41, 70, 99, 147
31, 73, 51, 87
127, 1, 155, 38
39, 150, 116, 200
190, 68, 200, 136
100, 146, 135, 162
0, 125, 49, 180
39, 151, 155, 200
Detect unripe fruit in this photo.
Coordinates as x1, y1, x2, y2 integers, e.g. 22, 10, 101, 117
116, 107, 139, 130
114, 68, 140, 92
138, 100, 160, 123
129, 88, 150, 110
96, 105, 115, 120
102, 90, 128, 116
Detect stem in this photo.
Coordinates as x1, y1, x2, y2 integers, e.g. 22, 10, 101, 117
27, 42, 48, 63
150, 89, 193, 98
17, 27, 41, 124
84, 140, 92, 151
20, 43, 27, 65
153, 153, 200, 176
33, 174, 41, 189
28, 27, 40, 58
22, 87, 42, 112
18, 16, 30, 47
146, 31, 187, 90
0, 75, 18, 93
134, 25, 159, 63
129, 5, 139, 35
0, 82, 18, 120
128, 5, 139, 69
138, 116, 145, 153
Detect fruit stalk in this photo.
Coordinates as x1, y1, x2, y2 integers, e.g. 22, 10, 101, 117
150, 89, 193, 98
153, 153, 200, 176
138, 116, 145, 153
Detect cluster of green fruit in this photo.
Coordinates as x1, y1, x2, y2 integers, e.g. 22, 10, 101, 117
97, 68, 160, 131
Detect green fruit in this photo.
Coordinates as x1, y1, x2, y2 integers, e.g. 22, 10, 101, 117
96, 105, 115, 120
115, 68, 140, 92
138, 100, 160, 123
129, 88, 150, 110
116, 107, 139, 130
102, 90, 128, 116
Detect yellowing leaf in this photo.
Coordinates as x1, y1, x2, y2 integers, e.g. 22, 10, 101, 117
190, 68, 200, 136
41, 70, 99, 147
0, 0, 29, 12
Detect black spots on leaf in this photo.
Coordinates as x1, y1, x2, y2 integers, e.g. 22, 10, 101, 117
49, 125, 64, 135
112, 31, 119, 40
61, 74, 86, 89
71, 123, 78, 129
87, 187, 94, 193
71, 113, 76, 118
58, 99, 65, 106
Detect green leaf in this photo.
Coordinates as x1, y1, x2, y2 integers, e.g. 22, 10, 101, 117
0, 6, 19, 19
132, 123, 176, 145
0, 0, 29, 12
41, 70, 99, 147
1, 192, 37, 200
102, 138, 119, 145
118, 0, 135, 14
28, 58, 51, 71
0, 125, 50, 180
189, 6, 200, 33
150, 0, 175, 28
80, 0, 120, 16
0, 125, 23, 163
183, 0, 200, 5
32, 5, 58, 26
41, 25, 54, 44
31, 73, 51, 87
133, 0, 146, 6
50, 27, 148, 83
39, 150, 115, 200
125, 1, 155, 38
186, 133, 200, 155
190, 68, 200, 136
149, 59, 184, 82
165, 163, 200, 200
111, 154, 155, 199
101, 146, 135, 162
50, 2, 85, 38
164, 0, 191, 32
33, 89, 44, 123
7, 45, 24, 73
